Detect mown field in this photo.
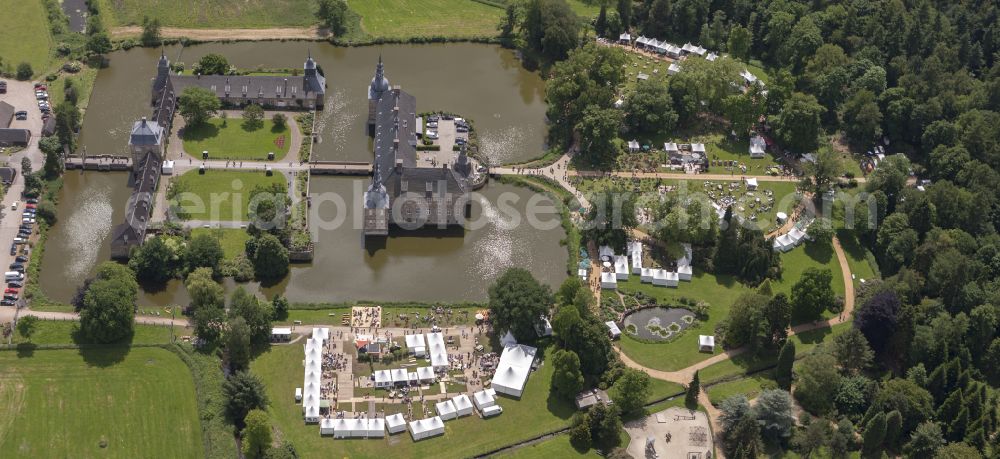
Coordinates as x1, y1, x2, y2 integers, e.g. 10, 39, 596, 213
93, 0, 315, 28
171, 169, 287, 221
0, 0, 53, 74
347, 0, 504, 39
190, 228, 250, 260
0, 347, 202, 458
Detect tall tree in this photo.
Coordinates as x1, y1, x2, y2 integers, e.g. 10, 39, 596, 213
187, 232, 224, 273
610, 368, 651, 414
241, 409, 272, 459
315, 0, 349, 35
791, 268, 835, 322
774, 340, 795, 390
78, 262, 138, 343
227, 316, 252, 371
862, 412, 887, 456
685, 371, 700, 409
841, 89, 883, 146
754, 389, 795, 445
250, 233, 288, 280
774, 92, 824, 152
197, 53, 229, 75
178, 87, 220, 126
223, 371, 269, 426
794, 351, 841, 415
551, 349, 584, 400
832, 328, 874, 374
488, 268, 554, 342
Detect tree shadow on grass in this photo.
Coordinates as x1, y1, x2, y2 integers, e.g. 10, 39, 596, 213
181, 122, 220, 142
241, 121, 263, 132
794, 326, 832, 346
15, 342, 36, 358
72, 326, 133, 368
803, 241, 834, 265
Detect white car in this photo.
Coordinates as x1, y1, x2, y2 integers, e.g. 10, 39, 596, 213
426, 131, 439, 140
427, 121, 438, 128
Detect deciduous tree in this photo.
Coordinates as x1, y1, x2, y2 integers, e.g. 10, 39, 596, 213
488, 268, 553, 342
551, 349, 584, 400
178, 87, 220, 126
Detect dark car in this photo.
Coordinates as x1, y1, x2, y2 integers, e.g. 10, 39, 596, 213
15, 256, 27, 263
9, 263, 24, 271
9, 244, 15, 256
3, 295, 17, 302
26, 199, 38, 204
1, 299, 15, 306
8, 281, 23, 289
14, 111, 28, 120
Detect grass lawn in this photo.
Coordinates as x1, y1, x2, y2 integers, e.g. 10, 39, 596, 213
190, 228, 249, 261
11, 319, 184, 346
706, 373, 776, 405
93, 0, 316, 28
0, 0, 53, 74
0, 347, 202, 458
565, 0, 602, 17
182, 117, 292, 161
347, 0, 503, 39
171, 169, 287, 221
772, 242, 847, 301
253, 342, 577, 458
835, 229, 878, 286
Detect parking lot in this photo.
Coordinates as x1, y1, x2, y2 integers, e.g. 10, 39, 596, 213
0, 79, 46, 317
417, 114, 470, 169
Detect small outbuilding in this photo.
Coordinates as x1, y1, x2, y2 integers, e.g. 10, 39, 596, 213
271, 327, 292, 342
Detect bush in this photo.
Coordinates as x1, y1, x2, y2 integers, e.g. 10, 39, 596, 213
16, 62, 33, 80
62, 61, 82, 73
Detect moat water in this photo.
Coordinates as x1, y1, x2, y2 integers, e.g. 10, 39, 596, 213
40, 43, 566, 305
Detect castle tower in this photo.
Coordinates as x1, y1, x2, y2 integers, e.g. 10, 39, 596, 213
362, 162, 389, 236
367, 55, 390, 136
152, 49, 170, 103
302, 50, 327, 109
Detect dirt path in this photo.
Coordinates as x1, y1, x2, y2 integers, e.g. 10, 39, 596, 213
111, 26, 327, 40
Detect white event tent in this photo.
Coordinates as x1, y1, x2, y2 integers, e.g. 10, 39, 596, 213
474, 389, 496, 411
385, 413, 407, 434
452, 394, 474, 417
436, 400, 458, 420
491, 344, 537, 398
405, 333, 427, 357
409, 417, 446, 441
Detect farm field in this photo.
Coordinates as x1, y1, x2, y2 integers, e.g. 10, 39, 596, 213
0, 347, 202, 458
182, 118, 292, 161
252, 342, 576, 458
93, 0, 315, 28
171, 169, 287, 221
347, 0, 503, 39
0, 0, 53, 74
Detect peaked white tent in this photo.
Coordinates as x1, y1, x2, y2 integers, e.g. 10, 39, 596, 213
436, 400, 458, 420
452, 394, 474, 417
416, 366, 436, 383
366, 418, 385, 438
500, 330, 517, 347
600, 272, 618, 290
391, 368, 409, 385
409, 417, 445, 441
667, 63, 681, 75
320, 418, 336, 435
474, 389, 496, 411
491, 344, 537, 398
630, 241, 644, 274
750, 135, 766, 158
699, 335, 716, 352
614, 255, 630, 280
405, 333, 427, 357
641, 268, 654, 283
385, 413, 407, 434
374, 369, 394, 388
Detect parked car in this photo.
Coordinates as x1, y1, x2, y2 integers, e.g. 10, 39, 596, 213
33, 83, 45, 89
427, 115, 439, 122
8, 281, 23, 289
15, 256, 27, 263
25, 203, 36, 209
1, 299, 15, 306
5, 288, 18, 295
4, 295, 18, 301
427, 121, 438, 128
14, 111, 27, 120
8, 244, 15, 256
456, 127, 469, 133
455, 138, 467, 145
442, 114, 454, 120
26, 198, 38, 204
10, 263, 24, 271
426, 131, 439, 140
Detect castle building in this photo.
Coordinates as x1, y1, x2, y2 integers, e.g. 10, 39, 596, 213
362, 58, 472, 237
152, 51, 326, 109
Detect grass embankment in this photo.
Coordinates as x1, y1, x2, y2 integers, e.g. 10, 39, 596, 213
253, 342, 577, 458
0, 0, 53, 74
348, 0, 503, 39
190, 228, 250, 261
182, 118, 291, 161
0, 347, 202, 458
93, 0, 315, 28
46, 66, 101, 111
171, 169, 287, 221
616, 241, 845, 372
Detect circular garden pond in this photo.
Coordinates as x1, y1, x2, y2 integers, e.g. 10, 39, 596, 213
622, 307, 695, 341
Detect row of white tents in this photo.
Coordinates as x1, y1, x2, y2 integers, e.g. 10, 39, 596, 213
320, 417, 386, 438
773, 222, 812, 252
317, 392, 502, 441
373, 366, 436, 388
601, 243, 694, 290
620, 33, 712, 59
303, 328, 331, 423
404, 332, 449, 370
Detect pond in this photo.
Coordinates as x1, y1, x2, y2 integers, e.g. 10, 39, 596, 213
41, 43, 562, 306
622, 307, 695, 341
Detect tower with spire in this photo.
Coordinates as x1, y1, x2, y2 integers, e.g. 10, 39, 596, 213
152, 48, 170, 104
367, 55, 391, 136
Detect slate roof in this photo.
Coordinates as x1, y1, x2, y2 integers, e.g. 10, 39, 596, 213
0, 129, 29, 145
0, 101, 13, 129
129, 117, 163, 146
110, 151, 160, 256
